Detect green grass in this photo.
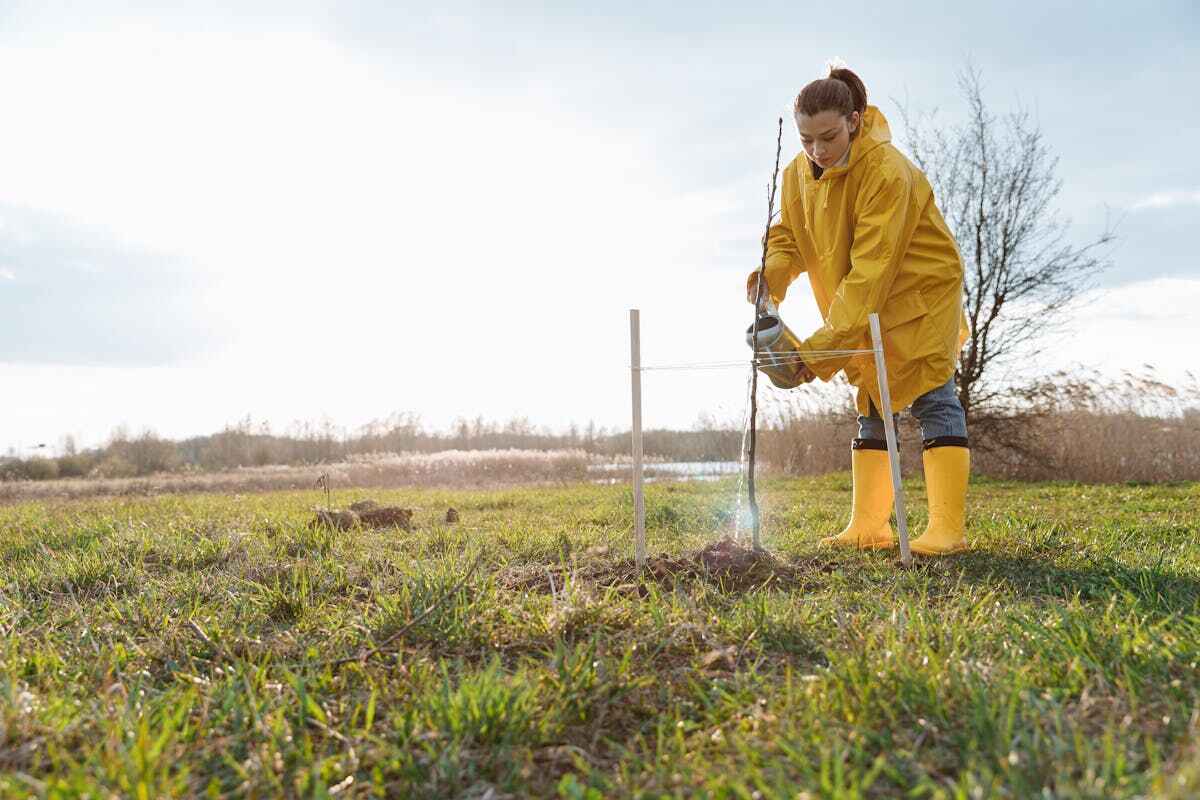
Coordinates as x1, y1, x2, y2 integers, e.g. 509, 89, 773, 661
1, 475, 1198, 798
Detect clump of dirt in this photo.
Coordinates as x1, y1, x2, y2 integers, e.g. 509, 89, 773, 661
498, 537, 803, 594
311, 501, 413, 531
312, 509, 359, 531
358, 507, 414, 529
697, 538, 773, 574
639, 538, 797, 590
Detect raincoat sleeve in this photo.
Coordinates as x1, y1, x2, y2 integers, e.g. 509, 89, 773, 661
746, 193, 805, 305
799, 165, 914, 380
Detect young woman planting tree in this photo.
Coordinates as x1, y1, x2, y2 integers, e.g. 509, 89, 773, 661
746, 63, 971, 555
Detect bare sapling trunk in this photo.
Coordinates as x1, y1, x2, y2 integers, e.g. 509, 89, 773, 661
748, 117, 784, 549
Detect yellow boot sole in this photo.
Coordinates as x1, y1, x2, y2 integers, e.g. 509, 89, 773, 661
909, 536, 968, 556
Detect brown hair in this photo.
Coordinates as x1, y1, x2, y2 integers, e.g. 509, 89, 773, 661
795, 63, 869, 136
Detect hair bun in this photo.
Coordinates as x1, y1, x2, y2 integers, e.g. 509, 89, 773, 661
795, 61, 869, 119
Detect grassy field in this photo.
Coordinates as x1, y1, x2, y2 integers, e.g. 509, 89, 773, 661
1, 475, 1197, 798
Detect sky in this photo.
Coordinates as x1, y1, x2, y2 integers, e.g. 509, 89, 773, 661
1, 1, 1197, 453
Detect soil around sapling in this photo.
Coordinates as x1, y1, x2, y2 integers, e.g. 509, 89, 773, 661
499, 537, 833, 594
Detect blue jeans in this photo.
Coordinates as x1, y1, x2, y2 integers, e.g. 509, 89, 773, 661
857, 375, 968, 444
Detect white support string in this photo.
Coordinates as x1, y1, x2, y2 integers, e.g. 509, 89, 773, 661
635, 349, 875, 372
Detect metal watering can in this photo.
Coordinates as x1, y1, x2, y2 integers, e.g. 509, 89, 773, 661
745, 296, 809, 389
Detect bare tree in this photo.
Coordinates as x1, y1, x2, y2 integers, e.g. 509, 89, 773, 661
894, 63, 1119, 451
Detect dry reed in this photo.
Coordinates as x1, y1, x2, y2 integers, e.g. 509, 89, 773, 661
0, 449, 599, 504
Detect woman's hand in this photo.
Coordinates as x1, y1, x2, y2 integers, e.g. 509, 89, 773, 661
746, 271, 767, 305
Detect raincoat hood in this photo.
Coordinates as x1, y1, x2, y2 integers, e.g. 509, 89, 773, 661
809, 105, 893, 182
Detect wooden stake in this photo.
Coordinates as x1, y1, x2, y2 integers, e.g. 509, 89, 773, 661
630, 309, 646, 567
868, 313, 911, 565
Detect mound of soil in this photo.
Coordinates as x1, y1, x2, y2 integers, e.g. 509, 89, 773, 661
358, 507, 414, 528
499, 537, 803, 594
640, 538, 797, 589
312, 508, 359, 531
311, 503, 413, 531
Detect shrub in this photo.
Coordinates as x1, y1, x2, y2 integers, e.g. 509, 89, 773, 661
55, 454, 92, 478
90, 455, 138, 479
112, 430, 182, 476
8, 458, 61, 481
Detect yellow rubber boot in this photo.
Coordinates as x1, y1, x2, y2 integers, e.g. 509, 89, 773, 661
910, 445, 970, 555
820, 445, 896, 549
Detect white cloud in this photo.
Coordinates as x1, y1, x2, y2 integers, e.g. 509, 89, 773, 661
0, 268, 14, 280
1038, 277, 1200, 385
1130, 190, 1200, 211
0, 28, 754, 447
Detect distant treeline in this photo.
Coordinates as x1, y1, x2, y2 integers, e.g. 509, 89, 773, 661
0, 414, 744, 482
4, 368, 1198, 485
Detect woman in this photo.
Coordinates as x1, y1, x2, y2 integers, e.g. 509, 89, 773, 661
746, 64, 971, 555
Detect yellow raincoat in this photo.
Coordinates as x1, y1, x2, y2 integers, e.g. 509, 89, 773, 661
749, 104, 970, 416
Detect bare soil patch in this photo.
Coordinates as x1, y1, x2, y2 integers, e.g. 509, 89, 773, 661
500, 537, 822, 594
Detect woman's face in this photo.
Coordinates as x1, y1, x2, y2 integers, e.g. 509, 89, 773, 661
796, 109, 860, 169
